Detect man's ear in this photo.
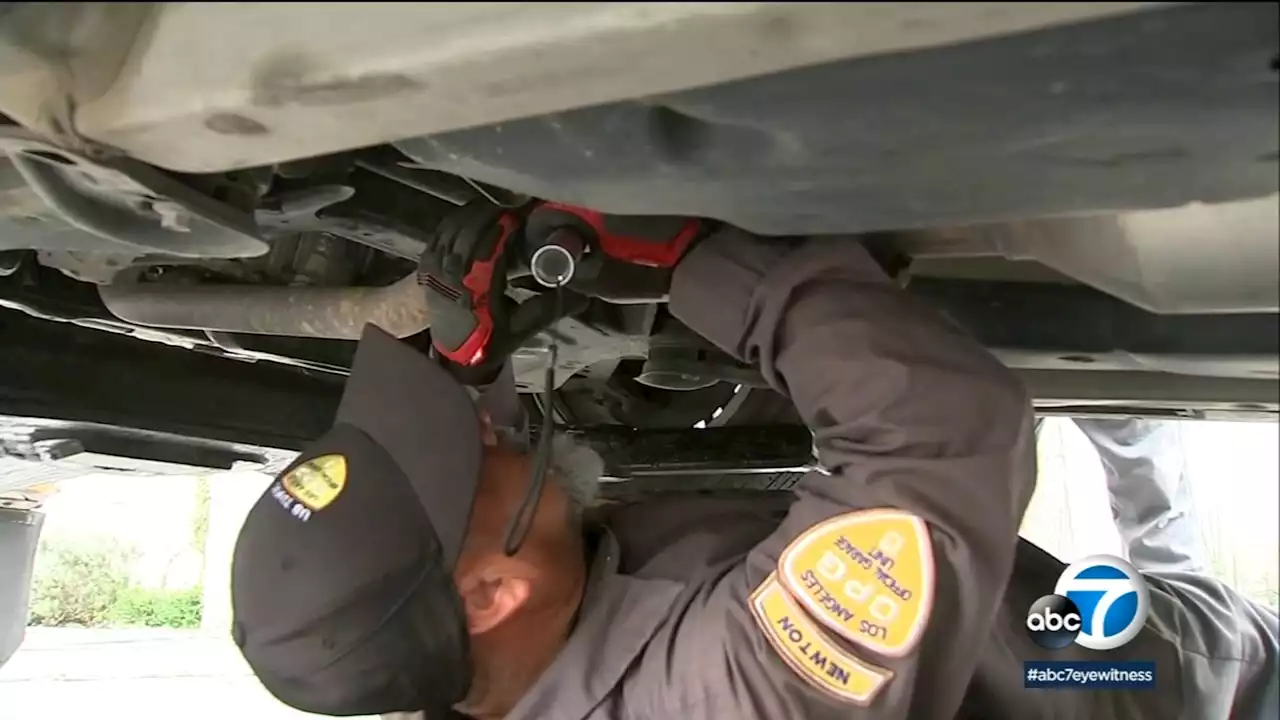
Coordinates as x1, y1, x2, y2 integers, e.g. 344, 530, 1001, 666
455, 561, 532, 635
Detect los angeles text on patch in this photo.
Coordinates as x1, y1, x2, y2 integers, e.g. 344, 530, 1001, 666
749, 572, 891, 705
778, 508, 935, 657
281, 453, 348, 513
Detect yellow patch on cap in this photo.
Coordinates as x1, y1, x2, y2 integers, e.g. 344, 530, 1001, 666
282, 454, 347, 511
749, 572, 891, 705
778, 509, 935, 657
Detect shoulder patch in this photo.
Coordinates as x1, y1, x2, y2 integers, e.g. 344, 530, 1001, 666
750, 573, 891, 705
778, 509, 935, 657
282, 454, 347, 511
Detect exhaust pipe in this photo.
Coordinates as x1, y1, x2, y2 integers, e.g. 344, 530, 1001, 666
98, 273, 429, 340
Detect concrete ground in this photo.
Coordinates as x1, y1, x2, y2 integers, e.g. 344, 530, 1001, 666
0, 627, 375, 719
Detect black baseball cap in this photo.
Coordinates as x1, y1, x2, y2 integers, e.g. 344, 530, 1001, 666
231, 325, 482, 717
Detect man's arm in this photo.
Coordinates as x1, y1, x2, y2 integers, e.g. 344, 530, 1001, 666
651, 230, 1037, 719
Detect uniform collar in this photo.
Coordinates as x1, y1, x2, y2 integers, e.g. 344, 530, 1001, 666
580, 527, 621, 607
500, 529, 683, 720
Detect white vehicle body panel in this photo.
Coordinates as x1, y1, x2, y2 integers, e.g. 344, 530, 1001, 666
0, 2, 1154, 173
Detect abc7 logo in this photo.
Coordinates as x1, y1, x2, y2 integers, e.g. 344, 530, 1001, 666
1025, 594, 1083, 649
1025, 554, 1150, 651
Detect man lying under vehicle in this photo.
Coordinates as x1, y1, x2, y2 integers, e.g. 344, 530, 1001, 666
229, 202, 1279, 720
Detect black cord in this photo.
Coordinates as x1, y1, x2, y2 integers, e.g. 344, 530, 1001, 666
502, 286, 562, 556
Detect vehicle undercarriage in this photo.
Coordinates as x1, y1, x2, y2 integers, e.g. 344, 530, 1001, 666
0, 3, 1273, 461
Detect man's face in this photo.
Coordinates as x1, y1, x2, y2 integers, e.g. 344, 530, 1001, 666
450, 437, 591, 637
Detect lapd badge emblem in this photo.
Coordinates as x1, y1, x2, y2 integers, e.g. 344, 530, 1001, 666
282, 454, 348, 511
778, 509, 935, 657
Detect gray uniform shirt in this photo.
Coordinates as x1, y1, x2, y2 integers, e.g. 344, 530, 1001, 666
491, 232, 1278, 720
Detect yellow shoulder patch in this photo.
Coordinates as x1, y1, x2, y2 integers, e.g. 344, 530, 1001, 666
778, 509, 935, 657
282, 454, 347, 511
750, 572, 891, 705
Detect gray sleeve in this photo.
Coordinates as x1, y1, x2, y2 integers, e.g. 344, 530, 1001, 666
1143, 571, 1279, 720
652, 230, 1036, 719
1073, 417, 1206, 574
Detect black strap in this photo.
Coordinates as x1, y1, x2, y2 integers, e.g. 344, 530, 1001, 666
502, 286, 563, 556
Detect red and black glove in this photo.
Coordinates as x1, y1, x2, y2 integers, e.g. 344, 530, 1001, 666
417, 201, 519, 369
418, 201, 584, 383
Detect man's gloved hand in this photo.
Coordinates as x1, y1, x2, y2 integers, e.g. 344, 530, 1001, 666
418, 200, 521, 371
418, 201, 585, 385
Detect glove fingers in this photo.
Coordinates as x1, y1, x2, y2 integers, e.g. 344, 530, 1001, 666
442, 252, 465, 280
427, 204, 467, 273
456, 204, 506, 261
427, 200, 501, 273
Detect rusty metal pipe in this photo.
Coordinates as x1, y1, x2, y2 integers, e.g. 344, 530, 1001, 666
98, 273, 428, 339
